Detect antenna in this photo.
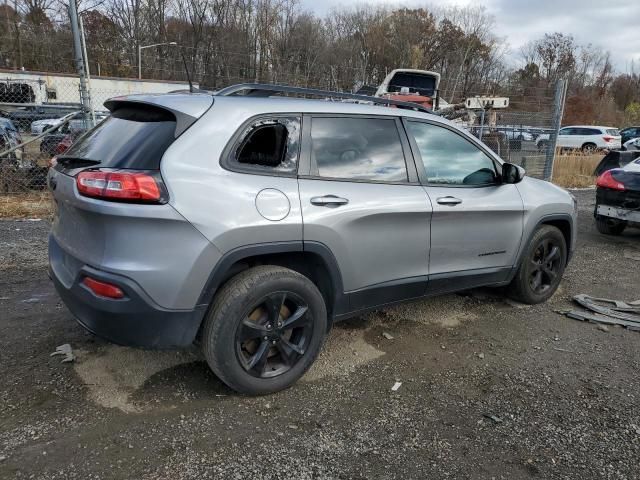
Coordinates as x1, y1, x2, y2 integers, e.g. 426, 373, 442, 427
178, 47, 194, 93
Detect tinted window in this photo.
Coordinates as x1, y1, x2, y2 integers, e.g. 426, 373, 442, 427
62, 104, 176, 171
559, 128, 574, 135
407, 121, 498, 186
232, 117, 300, 174
580, 128, 601, 135
606, 129, 620, 136
311, 117, 407, 182
387, 72, 437, 96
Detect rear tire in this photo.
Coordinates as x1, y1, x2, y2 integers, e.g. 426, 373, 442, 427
507, 225, 567, 304
202, 265, 327, 395
595, 215, 627, 235
582, 142, 597, 153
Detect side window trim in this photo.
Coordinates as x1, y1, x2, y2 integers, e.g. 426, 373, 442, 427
401, 117, 502, 188
301, 113, 418, 185
220, 112, 302, 178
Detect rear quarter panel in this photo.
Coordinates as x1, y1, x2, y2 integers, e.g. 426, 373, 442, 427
161, 98, 303, 252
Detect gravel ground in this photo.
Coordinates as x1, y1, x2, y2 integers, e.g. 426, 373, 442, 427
1, 189, 640, 479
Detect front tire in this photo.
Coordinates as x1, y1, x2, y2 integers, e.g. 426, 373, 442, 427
202, 265, 327, 395
595, 215, 627, 235
507, 225, 567, 304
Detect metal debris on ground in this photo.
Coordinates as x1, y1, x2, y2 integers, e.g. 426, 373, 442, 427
483, 414, 503, 424
50, 344, 75, 363
391, 382, 402, 391
563, 294, 640, 331
623, 249, 640, 262
382, 332, 394, 340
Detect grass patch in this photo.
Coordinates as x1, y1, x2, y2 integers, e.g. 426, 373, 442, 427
551, 153, 603, 188
0, 192, 54, 219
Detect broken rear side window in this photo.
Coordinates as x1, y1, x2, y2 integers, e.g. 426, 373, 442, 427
233, 117, 300, 174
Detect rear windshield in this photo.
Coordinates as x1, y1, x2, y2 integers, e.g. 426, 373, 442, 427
60, 104, 177, 171
606, 129, 620, 136
387, 72, 437, 96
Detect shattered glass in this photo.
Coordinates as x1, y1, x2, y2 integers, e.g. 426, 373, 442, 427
234, 117, 300, 173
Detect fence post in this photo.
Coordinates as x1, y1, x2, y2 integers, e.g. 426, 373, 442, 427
544, 79, 567, 181
68, 0, 92, 129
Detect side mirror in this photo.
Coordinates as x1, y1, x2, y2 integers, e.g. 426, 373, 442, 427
502, 162, 526, 184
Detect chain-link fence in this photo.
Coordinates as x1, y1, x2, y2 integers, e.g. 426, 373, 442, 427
454, 83, 565, 180
0, 69, 565, 196
0, 71, 191, 194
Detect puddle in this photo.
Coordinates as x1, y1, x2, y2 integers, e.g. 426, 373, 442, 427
304, 322, 385, 381
384, 295, 479, 327
74, 346, 198, 413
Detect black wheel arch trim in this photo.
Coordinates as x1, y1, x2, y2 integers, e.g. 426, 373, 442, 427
195, 240, 347, 320
507, 213, 574, 282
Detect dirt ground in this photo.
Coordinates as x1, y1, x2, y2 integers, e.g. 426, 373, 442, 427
1, 189, 640, 480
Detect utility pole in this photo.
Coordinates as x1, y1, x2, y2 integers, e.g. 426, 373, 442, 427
67, 0, 91, 128
544, 79, 568, 181
78, 13, 95, 126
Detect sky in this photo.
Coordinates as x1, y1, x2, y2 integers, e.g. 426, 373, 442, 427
300, 0, 639, 73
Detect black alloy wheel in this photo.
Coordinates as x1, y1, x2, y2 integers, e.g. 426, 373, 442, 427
528, 238, 562, 294
507, 224, 567, 304
236, 291, 313, 378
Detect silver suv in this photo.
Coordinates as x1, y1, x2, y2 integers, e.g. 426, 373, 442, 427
48, 84, 577, 394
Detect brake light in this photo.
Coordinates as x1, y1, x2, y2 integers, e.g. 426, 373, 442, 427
603, 135, 614, 142
82, 277, 125, 299
76, 170, 164, 203
596, 170, 625, 191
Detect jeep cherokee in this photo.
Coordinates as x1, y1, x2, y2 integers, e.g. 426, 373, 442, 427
48, 85, 577, 394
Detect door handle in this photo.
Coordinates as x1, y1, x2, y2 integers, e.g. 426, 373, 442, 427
436, 196, 462, 206
310, 195, 349, 207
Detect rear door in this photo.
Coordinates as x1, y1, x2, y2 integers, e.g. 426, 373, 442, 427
298, 115, 432, 311
557, 127, 579, 148
403, 119, 524, 291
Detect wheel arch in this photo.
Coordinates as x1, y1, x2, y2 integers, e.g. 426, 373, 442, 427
508, 213, 574, 282
196, 241, 346, 330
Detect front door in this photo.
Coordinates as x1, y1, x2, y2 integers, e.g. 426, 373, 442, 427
298, 115, 432, 312
403, 120, 524, 291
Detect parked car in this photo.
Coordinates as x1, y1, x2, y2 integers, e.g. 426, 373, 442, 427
496, 126, 534, 142
594, 157, 640, 235
6, 104, 82, 131
525, 127, 552, 141
536, 126, 622, 152
48, 85, 577, 395
624, 137, 640, 151
0, 117, 22, 144
31, 117, 66, 135
620, 126, 640, 145
0, 121, 26, 167
40, 112, 108, 156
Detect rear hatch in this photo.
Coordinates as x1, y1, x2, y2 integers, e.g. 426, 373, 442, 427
48, 94, 213, 306
596, 162, 640, 210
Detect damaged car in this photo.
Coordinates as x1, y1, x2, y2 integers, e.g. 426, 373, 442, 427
595, 157, 640, 235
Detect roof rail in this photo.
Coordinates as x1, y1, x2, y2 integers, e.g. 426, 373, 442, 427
214, 83, 433, 114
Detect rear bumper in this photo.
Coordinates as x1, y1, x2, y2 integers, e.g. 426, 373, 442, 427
49, 235, 206, 348
596, 204, 640, 223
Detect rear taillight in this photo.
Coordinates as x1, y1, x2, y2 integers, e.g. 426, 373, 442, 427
82, 277, 125, 299
55, 140, 70, 155
596, 170, 625, 191
603, 135, 613, 142
76, 169, 166, 203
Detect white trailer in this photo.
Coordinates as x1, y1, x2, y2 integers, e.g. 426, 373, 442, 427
0, 69, 195, 110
